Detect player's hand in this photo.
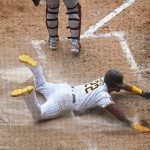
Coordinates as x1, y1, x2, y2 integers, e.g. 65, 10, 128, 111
132, 123, 150, 132
140, 92, 150, 99
32, 0, 40, 6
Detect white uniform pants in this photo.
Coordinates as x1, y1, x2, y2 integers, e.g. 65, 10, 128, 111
23, 66, 74, 122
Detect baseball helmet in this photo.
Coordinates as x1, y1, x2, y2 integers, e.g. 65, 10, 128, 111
104, 69, 125, 88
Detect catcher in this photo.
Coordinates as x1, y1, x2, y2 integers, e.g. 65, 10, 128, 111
32, 0, 81, 54
11, 55, 150, 132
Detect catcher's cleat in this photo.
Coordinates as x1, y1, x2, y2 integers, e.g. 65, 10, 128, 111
11, 86, 34, 97
50, 40, 57, 50
71, 40, 81, 55
19, 55, 38, 67
50, 39, 58, 50
132, 123, 150, 133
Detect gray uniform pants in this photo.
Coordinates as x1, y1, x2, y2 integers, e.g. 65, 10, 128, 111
46, 0, 81, 47
46, 0, 78, 8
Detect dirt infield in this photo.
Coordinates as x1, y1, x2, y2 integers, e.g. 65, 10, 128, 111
0, 0, 150, 149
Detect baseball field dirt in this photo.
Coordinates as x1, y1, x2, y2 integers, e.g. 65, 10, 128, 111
0, 0, 150, 149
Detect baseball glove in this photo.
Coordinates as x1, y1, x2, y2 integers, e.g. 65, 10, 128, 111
132, 123, 150, 132
140, 92, 150, 99
32, 0, 40, 6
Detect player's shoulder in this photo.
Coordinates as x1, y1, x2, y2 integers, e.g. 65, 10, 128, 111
96, 90, 111, 99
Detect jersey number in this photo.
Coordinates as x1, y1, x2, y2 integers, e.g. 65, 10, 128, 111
84, 78, 104, 93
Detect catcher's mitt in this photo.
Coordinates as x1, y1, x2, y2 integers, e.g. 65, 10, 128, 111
140, 92, 150, 99
32, 0, 40, 6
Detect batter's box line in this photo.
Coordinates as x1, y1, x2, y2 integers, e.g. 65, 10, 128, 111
31, 31, 141, 81
81, 31, 142, 81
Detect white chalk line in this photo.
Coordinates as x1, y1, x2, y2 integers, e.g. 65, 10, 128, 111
0, 67, 32, 83
30, 0, 140, 80
82, 0, 136, 37
31, 40, 46, 61
83, 32, 141, 79
31, 31, 141, 80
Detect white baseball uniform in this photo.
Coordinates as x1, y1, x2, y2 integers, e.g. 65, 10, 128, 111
24, 66, 114, 122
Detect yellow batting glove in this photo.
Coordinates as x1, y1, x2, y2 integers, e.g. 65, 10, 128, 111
132, 123, 150, 133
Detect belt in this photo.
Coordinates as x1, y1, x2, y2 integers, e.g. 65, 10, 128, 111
72, 94, 76, 103
72, 86, 76, 103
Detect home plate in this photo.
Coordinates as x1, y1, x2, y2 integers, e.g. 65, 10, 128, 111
0, 67, 32, 83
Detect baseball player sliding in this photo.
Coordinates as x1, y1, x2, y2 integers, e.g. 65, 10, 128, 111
32, 0, 81, 54
11, 55, 150, 132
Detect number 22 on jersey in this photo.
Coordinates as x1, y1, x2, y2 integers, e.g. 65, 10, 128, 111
84, 78, 104, 94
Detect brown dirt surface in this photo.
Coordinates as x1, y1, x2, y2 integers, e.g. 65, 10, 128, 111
0, 0, 150, 149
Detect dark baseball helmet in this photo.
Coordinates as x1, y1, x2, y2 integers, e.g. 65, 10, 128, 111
104, 69, 125, 88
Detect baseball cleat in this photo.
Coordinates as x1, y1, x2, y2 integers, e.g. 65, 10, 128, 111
71, 41, 81, 55
50, 38, 58, 50
18, 55, 38, 67
71, 47, 80, 54
11, 86, 34, 97
50, 41, 58, 50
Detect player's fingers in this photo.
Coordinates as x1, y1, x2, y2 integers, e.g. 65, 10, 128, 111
132, 123, 150, 132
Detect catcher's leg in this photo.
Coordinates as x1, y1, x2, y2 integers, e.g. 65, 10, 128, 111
64, 0, 81, 54
46, 0, 60, 50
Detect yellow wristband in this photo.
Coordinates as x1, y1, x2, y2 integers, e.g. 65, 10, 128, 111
132, 86, 142, 95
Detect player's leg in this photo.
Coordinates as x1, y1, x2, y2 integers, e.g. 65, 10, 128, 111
18, 55, 51, 99
11, 86, 62, 121
11, 86, 42, 122
46, 0, 60, 50
40, 98, 63, 120
24, 91, 64, 121
64, 0, 81, 54
18, 55, 46, 88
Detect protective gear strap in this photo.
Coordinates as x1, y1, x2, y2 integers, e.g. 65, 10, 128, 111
50, 35, 59, 38
66, 26, 79, 30
69, 18, 80, 21
67, 37, 79, 39
47, 11, 59, 14
66, 11, 79, 15
46, 18, 58, 21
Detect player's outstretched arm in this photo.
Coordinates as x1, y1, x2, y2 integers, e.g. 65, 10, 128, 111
122, 83, 150, 99
105, 104, 150, 132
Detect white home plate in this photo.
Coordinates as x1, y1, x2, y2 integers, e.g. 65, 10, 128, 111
0, 67, 32, 83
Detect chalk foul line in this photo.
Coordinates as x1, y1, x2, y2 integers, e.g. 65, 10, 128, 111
82, 0, 136, 37
82, 31, 141, 80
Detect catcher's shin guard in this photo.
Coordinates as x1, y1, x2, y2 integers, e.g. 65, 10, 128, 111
46, 4, 59, 49
66, 3, 82, 53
